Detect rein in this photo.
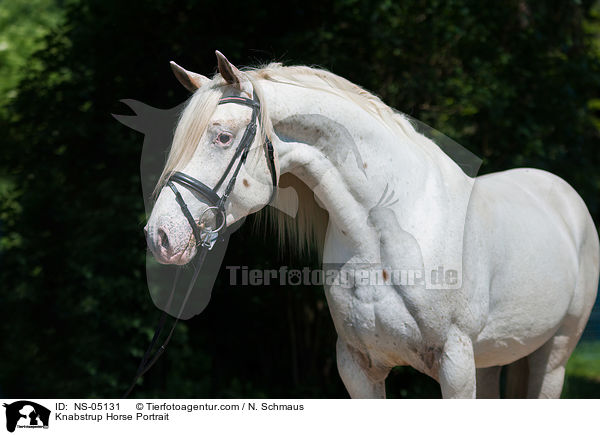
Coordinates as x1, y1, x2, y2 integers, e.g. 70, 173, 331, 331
123, 92, 277, 397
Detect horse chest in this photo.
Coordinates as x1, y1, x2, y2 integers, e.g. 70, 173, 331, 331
324, 282, 425, 366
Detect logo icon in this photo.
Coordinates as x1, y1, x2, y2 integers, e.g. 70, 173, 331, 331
2, 401, 50, 432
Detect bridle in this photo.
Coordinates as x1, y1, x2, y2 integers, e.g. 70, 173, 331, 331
123, 91, 277, 397
167, 93, 278, 250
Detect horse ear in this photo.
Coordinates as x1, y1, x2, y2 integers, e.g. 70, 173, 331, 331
170, 61, 210, 92
215, 50, 252, 96
215, 50, 241, 86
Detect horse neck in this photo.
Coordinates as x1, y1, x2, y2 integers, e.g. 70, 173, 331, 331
262, 79, 473, 275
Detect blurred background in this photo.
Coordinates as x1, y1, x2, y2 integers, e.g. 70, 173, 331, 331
0, 0, 599, 398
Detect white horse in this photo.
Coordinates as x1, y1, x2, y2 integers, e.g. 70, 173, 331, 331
145, 51, 599, 398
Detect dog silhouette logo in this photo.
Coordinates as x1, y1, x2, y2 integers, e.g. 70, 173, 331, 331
3, 401, 50, 432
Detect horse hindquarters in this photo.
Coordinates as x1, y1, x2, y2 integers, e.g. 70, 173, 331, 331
502, 209, 599, 398
525, 221, 599, 398
470, 169, 599, 398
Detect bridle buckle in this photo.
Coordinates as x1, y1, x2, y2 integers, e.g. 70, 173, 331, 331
198, 206, 226, 250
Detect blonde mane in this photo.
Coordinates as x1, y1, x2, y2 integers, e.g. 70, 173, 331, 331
248, 63, 439, 156
158, 62, 434, 259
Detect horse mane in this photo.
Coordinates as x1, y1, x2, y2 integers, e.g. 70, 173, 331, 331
157, 62, 440, 259
248, 63, 444, 259
255, 172, 329, 260
248, 63, 441, 158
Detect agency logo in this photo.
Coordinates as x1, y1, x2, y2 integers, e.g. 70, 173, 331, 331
2, 401, 50, 432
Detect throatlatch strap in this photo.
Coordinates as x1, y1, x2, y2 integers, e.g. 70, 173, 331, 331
265, 138, 277, 203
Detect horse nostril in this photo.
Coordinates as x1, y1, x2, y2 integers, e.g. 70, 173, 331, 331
158, 228, 170, 251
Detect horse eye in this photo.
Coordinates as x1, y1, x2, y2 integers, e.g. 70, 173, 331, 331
216, 132, 233, 145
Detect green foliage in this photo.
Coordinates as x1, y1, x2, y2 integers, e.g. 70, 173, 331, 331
0, 0, 599, 398
565, 341, 600, 380
0, 0, 64, 108
562, 341, 600, 398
